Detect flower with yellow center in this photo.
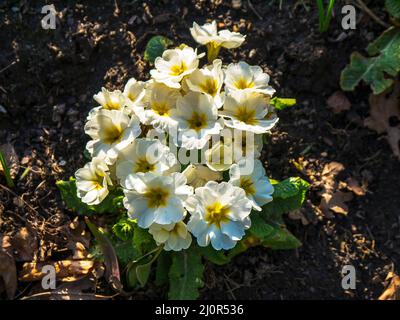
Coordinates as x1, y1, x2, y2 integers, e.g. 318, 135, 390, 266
229, 159, 274, 211
123, 172, 193, 228
150, 46, 202, 89
75, 157, 113, 205
123, 78, 146, 112
93, 87, 126, 111
149, 222, 192, 251
88, 87, 128, 120
170, 92, 223, 149
186, 181, 252, 250
190, 21, 245, 61
224, 61, 276, 96
185, 59, 225, 108
219, 91, 278, 134
116, 138, 178, 185
182, 164, 223, 188
135, 82, 181, 131
85, 109, 141, 165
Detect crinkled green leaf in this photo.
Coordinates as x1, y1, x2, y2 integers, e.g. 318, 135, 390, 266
144, 35, 173, 63
261, 177, 309, 222
133, 224, 157, 255
272, 177, 309, 199
249, 213, 301, 250
168, 248, 204, 300
112, 217, 136, 241
199, 246, 230, 265
340, 27, 400, 94
56, 177, 123, 215
386, 0, 400, 18
270, 97, 297, 111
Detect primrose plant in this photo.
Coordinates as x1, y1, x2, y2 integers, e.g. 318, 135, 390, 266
57, 21, 309, 299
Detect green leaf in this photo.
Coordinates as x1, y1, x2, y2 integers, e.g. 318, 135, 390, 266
133, 224, 157, 255
386, 0, 400, 18
0, 149, 15, 188
155, 251, 172, 287
199, 246, 230, 265
340, 27, 400, 94
270, 97, 297, 111
272, 177, 309, 199
112, 217, 136, 241
136, 262, 152, 287
259, 222, 301, 250
56, 177, 123, 215
113, 240, 141, 266
144, 35, 173, 63
168, 249, 204, 300
261, 177, 309, 221
249, 213, 301, 250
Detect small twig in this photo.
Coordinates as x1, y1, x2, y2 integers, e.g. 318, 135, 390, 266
0, 183, 39, 214
0, 60, 17, 74
354, 0, 389, 28
247, 0, 263, 20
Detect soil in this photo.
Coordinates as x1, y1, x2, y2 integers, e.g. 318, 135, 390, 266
0, 0, 399, 300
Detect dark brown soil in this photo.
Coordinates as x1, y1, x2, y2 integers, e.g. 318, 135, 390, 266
1, 0, 399, 300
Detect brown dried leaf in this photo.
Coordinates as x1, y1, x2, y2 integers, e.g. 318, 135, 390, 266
0, 250, 17, 299
347, 177, 367, 196
320, 191, 353, 216
379, 272, 400, 300
365, 80, 400, 160
327, 91, 351, 114
19, 260, 97, 282
11, 227, 38, 262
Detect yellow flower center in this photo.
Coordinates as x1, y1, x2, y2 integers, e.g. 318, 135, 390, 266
128, 92, 137, 102
101, 124, 123, 144
240, 177, 256, 196
170, 62, 187, 76
144, 187, 170, 208
235, 106, 257, 125
187, 112, 207, 131
152, 102, 170, 116
205, 202, 230, 228
235, 78, 254, 90
199, 78, 219, 96
134, 157, 156, 173
92, 181, 104, 190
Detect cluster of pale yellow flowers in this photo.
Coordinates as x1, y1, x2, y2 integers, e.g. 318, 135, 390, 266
75, 21, 277, 251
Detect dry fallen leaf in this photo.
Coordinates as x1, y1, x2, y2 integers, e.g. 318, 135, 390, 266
0, 249, 17, 299
11, 227, 38, 262
379, 272, 400, 300
320, 191, 353, 216
327, 91, 351, 114
318, 162, 354, 217
346, 177, 367, 196
19, 260, 97, 282
365, 80, 400, 160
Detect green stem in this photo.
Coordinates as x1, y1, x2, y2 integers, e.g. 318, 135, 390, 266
0, 150, 15, 188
